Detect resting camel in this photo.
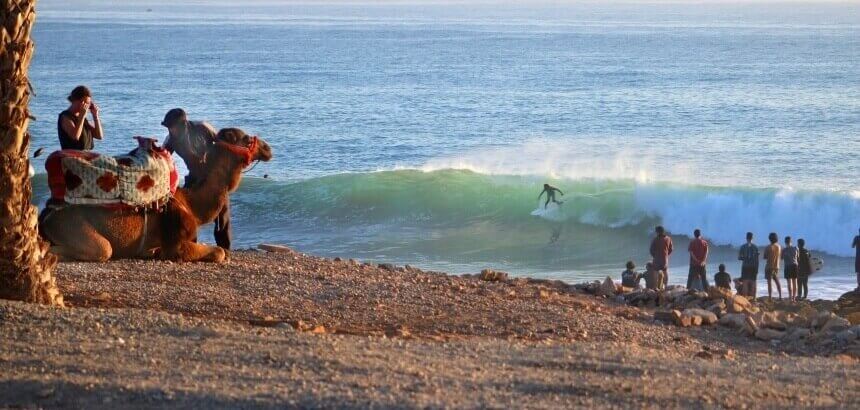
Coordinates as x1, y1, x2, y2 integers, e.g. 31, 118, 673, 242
39, 128, 272, 263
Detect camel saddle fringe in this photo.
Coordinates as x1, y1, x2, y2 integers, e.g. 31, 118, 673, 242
45, 137, 178, 210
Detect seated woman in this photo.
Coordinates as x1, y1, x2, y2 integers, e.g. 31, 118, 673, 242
57, 85, 103, 150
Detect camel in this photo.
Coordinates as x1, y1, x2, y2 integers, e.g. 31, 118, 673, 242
39, 128, 272, 263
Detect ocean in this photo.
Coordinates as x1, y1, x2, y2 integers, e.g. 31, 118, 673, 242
28, 1, 860, 299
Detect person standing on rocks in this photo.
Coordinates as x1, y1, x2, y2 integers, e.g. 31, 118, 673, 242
643, 262, 665, 291
650, 226, 673, 288
687, 229, 710, 291
738, 232, 760, 298
853, 228, 860, 291
782, 236, 799, 301
797, 238, 813, 300
763, 232, 783, 300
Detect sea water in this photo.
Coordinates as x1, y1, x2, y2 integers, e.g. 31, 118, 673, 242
29, 1, 860, 299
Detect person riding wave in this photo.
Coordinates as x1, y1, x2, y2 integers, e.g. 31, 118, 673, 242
538, 183, 564, 209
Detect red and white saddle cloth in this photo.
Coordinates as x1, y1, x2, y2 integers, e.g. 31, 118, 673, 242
46, 137, 179, 209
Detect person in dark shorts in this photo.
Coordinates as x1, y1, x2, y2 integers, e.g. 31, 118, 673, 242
797, 238, 813, 300
782, 236, 799, 301
643, 262, 665, 291
162, 108, 232, 250
687, 229, 709, 291
763, 232, 783, 300
650, 226, 673, 287
737, 232, 759, 297
853, 228, 860, 291
57, 85, 103, 150
714, 264, 732, 291
621, 261, 642, 289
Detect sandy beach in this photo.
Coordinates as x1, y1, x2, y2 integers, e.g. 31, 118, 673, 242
1, 248, 858, 408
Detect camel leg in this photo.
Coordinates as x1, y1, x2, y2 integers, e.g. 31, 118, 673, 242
179, 241, 226, 263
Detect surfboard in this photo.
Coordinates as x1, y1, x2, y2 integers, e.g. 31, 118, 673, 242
811, 256, 824, 272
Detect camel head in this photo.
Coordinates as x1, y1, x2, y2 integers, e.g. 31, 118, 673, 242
211, 127, 273, 192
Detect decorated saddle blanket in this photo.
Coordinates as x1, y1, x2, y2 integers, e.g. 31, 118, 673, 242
46, 137, 178, 208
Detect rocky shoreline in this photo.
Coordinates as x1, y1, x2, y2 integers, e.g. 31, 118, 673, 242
578, 277, 860, 357
1, 247, 858, 408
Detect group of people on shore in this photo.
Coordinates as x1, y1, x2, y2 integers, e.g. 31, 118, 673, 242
55, 85, 233, 250
623, 226, 860, 301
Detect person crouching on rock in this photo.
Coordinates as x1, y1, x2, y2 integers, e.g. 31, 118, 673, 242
621, 261, 642, 289
58, 85, 103, 150
161, 108, 231, 250
714, 264, 732, 291
643, 262, 664, 291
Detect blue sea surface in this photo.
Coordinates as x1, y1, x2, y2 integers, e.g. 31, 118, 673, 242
29, 1, 860, 298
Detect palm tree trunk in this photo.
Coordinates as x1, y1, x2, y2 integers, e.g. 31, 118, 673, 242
0, 0, 62, 306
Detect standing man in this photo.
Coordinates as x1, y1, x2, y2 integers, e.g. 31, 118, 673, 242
853, 228, 860, 291
763, 232, 783, 300
738, 232, 759, 298
687, 229, 710, 291
782, 236, 799, 301
161, 108, 232, 250
650, 226, 673, 288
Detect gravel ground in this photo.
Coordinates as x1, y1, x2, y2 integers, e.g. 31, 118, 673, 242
1, 249, 858, 409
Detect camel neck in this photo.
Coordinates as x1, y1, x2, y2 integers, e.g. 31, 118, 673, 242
183, 148, 240, 224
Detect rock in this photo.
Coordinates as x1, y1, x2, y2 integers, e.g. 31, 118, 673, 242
835, 329, 857, 343
688, 314, 703, 326
257, 243, 295, 253
479, 269, 508, 282
821, 316, 851, 334
654, 310, 680, 324
728, 295, 751, 313
378, 263, 395, 271
718, 313, 747, 329
536, 289, 550, 299
675, 312, 693, 327
813, 311, 837, 329
755, 328, 785, 341
846, 312, 860, 326
708, 286, 732, 301
597, 277, 617, 297
785, 327, 811, 342
751, 311, 787, 330
683, 308, 718, 325
745, 315, 759, 334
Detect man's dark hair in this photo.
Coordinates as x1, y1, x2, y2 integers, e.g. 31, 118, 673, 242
162, 108, 188, 128
626, 261, 635, 270
784, 236, 792, 243
656, 226, 665, 235
769, 232, 778, 243
746, 232, 754, 241
719, 264, 726, 271
694, 229, 701, 238
798, 238, 806, 248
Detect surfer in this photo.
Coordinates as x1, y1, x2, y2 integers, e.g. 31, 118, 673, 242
854, 228, 860, 291
538, 184, 564, 209
797, 239, 812, 301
